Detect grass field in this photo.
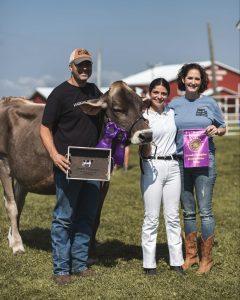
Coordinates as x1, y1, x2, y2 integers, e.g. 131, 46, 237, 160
0, 136, 239, 299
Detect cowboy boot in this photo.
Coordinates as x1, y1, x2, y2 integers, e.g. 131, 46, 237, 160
182, 232, 199, 270
197, 235, 214, 274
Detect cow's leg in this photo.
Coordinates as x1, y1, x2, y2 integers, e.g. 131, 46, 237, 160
89, 182, 109, 255
0, 159, 25, 254
14, 181, 28, 228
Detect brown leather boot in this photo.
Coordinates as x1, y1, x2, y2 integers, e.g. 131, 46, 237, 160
197, 235, 214, 274
182, 232, 199, 270
53, 274, 72, 285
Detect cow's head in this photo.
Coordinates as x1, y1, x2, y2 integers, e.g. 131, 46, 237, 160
80, 81, 152, 145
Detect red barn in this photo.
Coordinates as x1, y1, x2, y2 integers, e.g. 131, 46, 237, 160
29, 87, 54, 104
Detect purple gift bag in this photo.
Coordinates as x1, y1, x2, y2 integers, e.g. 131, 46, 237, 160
183, 129, 209, 168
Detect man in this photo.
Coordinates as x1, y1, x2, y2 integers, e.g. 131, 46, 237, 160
40, 48, 103, 285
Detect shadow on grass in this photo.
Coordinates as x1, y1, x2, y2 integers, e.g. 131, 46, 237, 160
92, 239, 169, 267
21, 227, 51, 252
20, 231, 170, 267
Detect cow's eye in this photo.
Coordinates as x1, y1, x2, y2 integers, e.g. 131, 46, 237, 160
113, 108, 123, 113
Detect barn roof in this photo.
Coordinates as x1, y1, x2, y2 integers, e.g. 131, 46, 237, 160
30, 86, 108, 100
33, 87, 54, 99
122, 60, 240, 86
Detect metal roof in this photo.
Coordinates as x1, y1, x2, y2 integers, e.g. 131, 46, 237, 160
122, 60, 240, 86
34, 87, 54, 99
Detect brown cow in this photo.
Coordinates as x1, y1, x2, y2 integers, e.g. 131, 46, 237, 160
0, 81, 152, 255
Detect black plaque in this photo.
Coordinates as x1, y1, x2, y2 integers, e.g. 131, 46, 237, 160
66, 146, 112, 181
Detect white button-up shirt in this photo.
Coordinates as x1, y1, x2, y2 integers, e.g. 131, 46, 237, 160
143, 107, 177, 157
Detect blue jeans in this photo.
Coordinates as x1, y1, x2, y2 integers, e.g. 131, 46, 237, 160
178, 153, 217, 240
52, 169, 100, 275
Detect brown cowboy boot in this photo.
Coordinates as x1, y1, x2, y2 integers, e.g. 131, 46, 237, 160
53, 274, 72, 285
182, 232, 199, 270
197, 235, 214, 274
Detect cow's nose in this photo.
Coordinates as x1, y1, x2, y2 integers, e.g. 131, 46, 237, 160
130, 129, 153, 145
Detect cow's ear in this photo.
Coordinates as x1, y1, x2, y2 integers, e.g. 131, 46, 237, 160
79, 98, 107, 115
142, 98, 151, 112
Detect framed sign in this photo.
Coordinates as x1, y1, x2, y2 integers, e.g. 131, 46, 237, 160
66, 146, 112, 181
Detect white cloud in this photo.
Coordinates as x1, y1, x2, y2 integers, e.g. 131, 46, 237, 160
0, 75, 58, 97
0, 70, 125, 97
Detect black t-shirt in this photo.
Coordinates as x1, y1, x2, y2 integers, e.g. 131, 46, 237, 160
42, 81, 103, 155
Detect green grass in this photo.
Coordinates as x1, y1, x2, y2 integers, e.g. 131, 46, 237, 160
0, 136, 239, 299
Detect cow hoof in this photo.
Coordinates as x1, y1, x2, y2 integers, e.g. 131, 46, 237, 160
8, 228, 25, 254
13, 247, 25, 255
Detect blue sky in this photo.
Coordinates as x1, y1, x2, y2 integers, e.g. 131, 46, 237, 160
0, 0, 239, 96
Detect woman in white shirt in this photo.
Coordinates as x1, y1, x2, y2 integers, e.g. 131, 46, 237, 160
140, 78, 184, 276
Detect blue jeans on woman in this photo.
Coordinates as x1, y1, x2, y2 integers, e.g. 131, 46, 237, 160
52, 169, 100, 275
178, 153, 217, 241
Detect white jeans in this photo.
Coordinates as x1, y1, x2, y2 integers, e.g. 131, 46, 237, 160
141, 159, 184, 268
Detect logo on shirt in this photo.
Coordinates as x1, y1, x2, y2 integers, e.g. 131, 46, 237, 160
196, 108, 208, 117
74, 101, 82, 107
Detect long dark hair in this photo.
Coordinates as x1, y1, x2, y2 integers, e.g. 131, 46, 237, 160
149, 78, 170, 95
177, 63, 209, 93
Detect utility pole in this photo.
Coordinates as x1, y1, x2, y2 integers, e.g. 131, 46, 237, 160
207, 23, 218, 96
97, 48, 102, 88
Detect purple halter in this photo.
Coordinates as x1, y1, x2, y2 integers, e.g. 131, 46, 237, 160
96, 121, 128, 166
